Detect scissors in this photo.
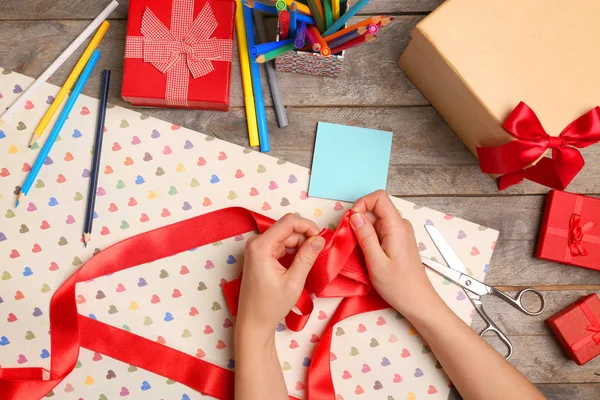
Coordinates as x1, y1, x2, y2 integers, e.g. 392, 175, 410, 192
420, 225, 546, 360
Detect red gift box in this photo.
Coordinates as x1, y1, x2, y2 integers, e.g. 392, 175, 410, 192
536, 190, 600, 271
121, 0, 235, 111
546, 293, 600, 365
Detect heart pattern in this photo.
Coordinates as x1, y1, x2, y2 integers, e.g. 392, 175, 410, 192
0, 67, 498, 400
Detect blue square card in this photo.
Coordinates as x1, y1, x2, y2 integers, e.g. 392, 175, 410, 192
308, 122, 393, 202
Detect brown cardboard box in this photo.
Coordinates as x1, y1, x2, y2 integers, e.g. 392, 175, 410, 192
399, 0, 600, 161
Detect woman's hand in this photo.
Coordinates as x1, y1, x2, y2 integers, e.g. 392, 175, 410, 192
236, 213, 326, 337
349, 190, 439, 317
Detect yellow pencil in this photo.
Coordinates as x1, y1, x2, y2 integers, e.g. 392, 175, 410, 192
29, 21, 110, 148
235, 0, 260, 147
332, 0, 340, 20
282, 0, 312, 15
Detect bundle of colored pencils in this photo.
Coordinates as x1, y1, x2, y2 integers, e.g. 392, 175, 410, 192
245, 0, 394, 62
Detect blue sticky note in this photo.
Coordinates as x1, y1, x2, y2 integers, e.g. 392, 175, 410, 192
309, 122, 393, 202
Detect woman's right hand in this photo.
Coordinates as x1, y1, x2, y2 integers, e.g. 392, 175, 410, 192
349, 190, 441, 317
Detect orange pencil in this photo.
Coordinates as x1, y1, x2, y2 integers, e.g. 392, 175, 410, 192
314, 0, 325, 22
323, 15, 382, 42
308, 25, 330, 56
330, 34, 376, 54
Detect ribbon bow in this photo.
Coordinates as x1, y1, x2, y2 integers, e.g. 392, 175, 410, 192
125, 0, 233, 106
576, 298, 600, 348
477, 102, 600, 190
568, 213, 597, 257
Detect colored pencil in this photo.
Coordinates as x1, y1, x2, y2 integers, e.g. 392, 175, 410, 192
305, 25, 322, 52
0, 0, 118, 123
253, 9, 288, 128
16, 51, 101, 208
250, 38, 294, 56
276, 0, 287, 11
332, 0, 340, 20
322, 0, 372, 37
83, 69, 111, 247
289, 2, 298, 36
323, 0, 333, 30
246, 0, 316, 25
256, 42, 296, 63
294, 21, 308, 49
29, 21, 110, 148
306, 0, 325, 32
243, 6, 270, 152
235, 0, 259, 147
314, 0, 325, 19
308, 26, 331, 56
323, 15, 381, 42
282, 0, 311, 15
279, 10, 290, 39
327, 26, 368, 49
330, 33, 375, 54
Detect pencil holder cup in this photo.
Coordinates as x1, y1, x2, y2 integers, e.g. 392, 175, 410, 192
275, 50, 344, 78
273, 2, 348, 78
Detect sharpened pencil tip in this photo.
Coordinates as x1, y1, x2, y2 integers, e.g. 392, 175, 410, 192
255, 55, 266, 63
14, 200, 19, 208
28, 137, 37, 148
83, 233, 91, 247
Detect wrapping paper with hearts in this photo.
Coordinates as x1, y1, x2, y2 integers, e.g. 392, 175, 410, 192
0, 67, 498, 400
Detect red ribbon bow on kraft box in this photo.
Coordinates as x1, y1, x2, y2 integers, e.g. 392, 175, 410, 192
477, 102, 600, 191
0, 207, 388, 400
546, 293, 600, 365
121, 0, 235, 110
536, 190, 600, 271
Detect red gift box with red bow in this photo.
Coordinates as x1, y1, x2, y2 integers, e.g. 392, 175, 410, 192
536, 190, 600, 271
121, 0, 235, 111
546, 293, 600, 365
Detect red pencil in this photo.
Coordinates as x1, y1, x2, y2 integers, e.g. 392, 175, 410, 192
330, 34, 376, 54
279, 10, 291, 39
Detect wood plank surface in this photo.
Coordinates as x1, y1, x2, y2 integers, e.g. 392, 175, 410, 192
0, 0, 443, 20
1, 0, 600, 398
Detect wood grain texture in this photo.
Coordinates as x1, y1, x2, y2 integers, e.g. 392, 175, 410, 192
449, 384, 600, 400
0, 17, 424, 107
0, 0, 443, 20
3, 0, 600, 396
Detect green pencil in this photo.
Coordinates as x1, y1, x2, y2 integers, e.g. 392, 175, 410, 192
323, 0, 333, 30
256, 42, 297, 63
307, 0, 326, 32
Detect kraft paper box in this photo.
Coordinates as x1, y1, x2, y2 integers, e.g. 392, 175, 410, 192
399, 0, 600, 172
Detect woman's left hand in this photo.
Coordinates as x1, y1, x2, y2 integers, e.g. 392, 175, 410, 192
235, 213, 326, 337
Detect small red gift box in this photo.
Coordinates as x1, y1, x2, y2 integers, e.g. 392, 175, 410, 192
546, 293, 600, 365
121, 0, 235, 111
536, 190, 600, 271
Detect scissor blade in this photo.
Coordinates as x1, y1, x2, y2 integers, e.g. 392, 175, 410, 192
425, 225, 467, 273
421, 256, 489, 297
420, 256, 464, 284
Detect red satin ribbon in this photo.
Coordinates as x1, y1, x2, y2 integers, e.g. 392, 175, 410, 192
0, 207, 389, 400
545, 195, 600, 263
477, 102, 600, 190
571, 299, 600, 351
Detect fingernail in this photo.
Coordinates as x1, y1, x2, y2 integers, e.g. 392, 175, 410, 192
311, 236, 326, 252
350, 213, 364, 229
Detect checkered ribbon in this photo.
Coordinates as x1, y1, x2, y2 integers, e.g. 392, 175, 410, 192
125, 0, 233, 106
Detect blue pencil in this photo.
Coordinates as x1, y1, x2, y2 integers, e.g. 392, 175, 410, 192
250, 38, 295, 56
322, 0, 371, 37
16, 50, 101, 208
83, 69, 111, 247
243, 6, 270, 152
289, 2, 298, 36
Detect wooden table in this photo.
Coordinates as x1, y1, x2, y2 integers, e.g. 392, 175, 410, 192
1, 0, 599, 398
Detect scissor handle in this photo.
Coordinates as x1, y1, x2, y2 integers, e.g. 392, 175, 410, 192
488, 287, 546, 316
472, 299, 513, 360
